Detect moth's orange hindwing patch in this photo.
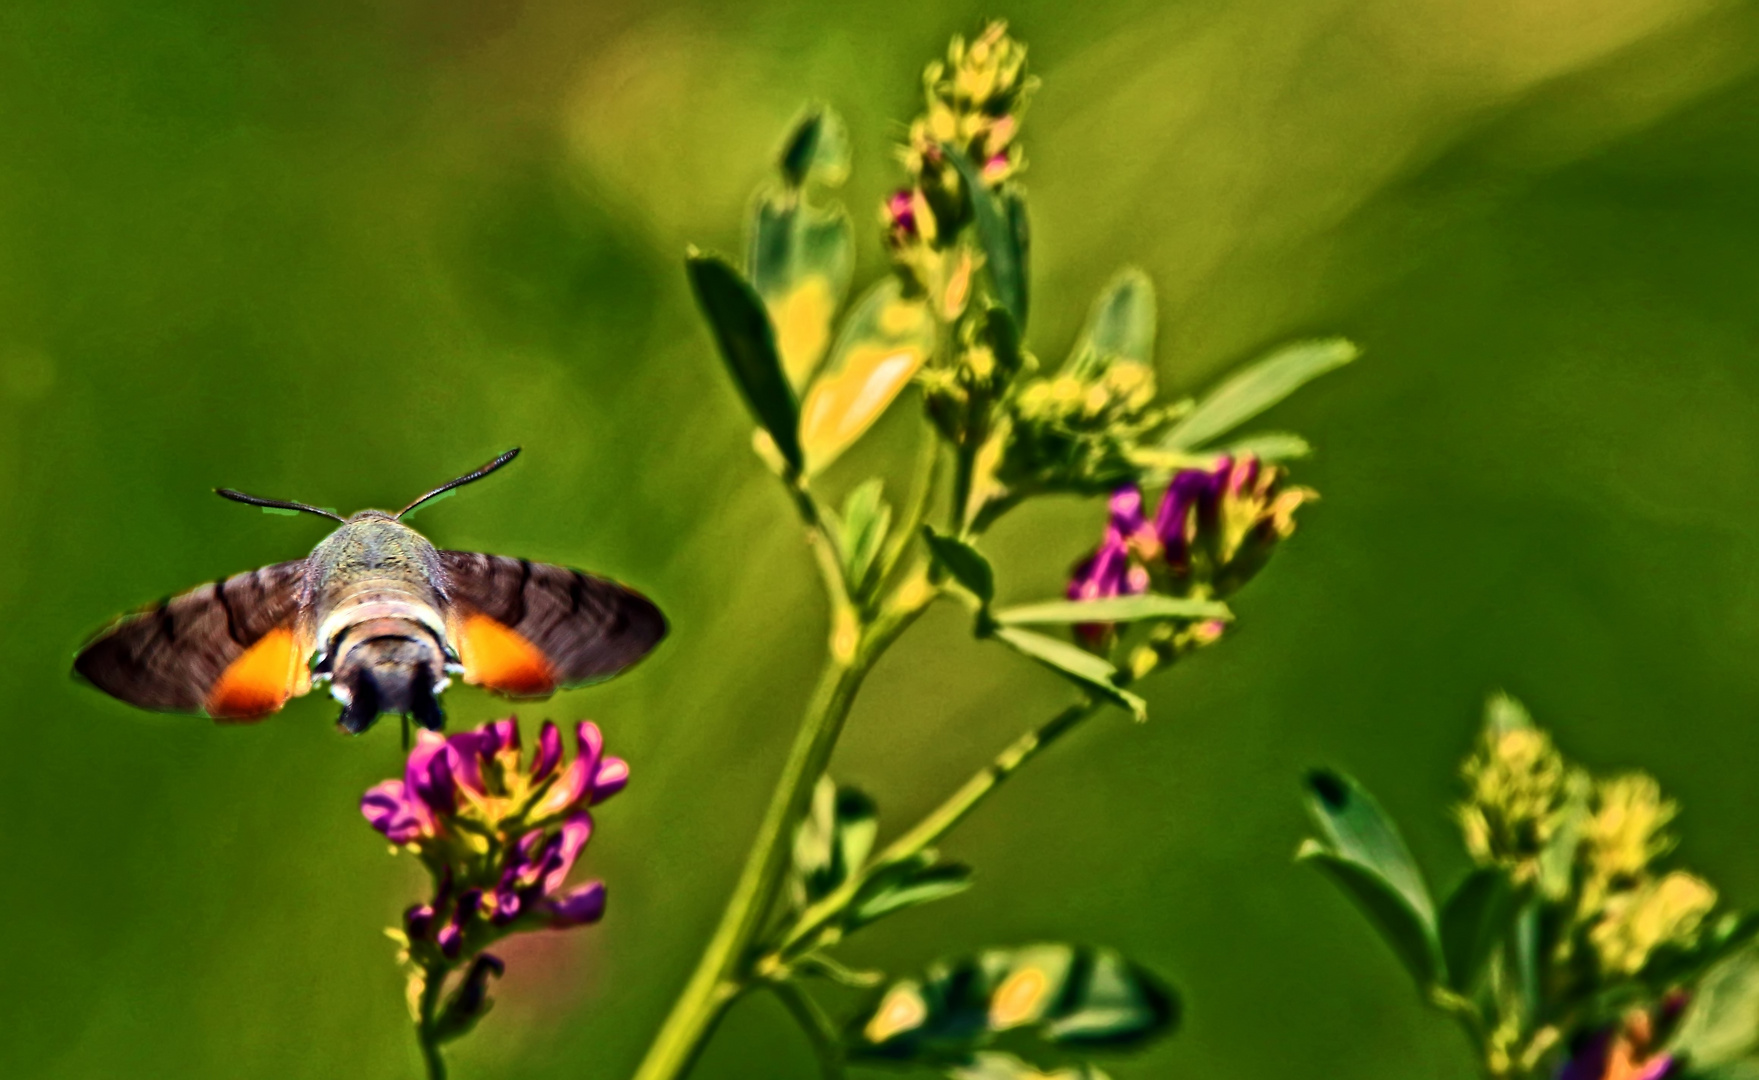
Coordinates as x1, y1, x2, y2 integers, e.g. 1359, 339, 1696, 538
205, 626, 310, 720
454, 613, 557, 697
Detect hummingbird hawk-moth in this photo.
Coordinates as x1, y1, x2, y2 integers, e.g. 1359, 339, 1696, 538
72, 449, 666, 734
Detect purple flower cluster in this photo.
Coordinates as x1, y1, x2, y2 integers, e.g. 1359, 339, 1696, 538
362, 717, 627, 965
1067, 455, 1313, 648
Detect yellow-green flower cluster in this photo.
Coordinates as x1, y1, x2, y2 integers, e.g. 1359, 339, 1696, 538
1580, 774, 1715, 977
1457, 706, 1720, 981
1458, 723, 1574, 886
884, 20, 1034, 317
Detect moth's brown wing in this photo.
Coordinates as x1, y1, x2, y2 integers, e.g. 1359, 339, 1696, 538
439, 551, 666, 698
73, 560, 313, 720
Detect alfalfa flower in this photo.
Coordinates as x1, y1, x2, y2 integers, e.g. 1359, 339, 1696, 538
1066, 487, 1152, 648
363, 716, 627, 1067
1062, 456, 1312, 664
1153, 455, 1315, 597
1589, 871, 1718, 978
1457, 721, 1571, 886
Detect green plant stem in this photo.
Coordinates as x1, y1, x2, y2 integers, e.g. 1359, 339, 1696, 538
633, 559, 936, 1080
768, 981, 846, 1080
416, 964, 448, 1080
767, 696, 1100, 963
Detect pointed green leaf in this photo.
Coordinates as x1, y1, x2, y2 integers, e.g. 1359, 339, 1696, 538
991, 626, 1146, 721
1669, 946, 1759, 1069
1065, 269, 1155, 379
994, 594, 1232, 626
749, 111, 854, 390
1162, 339, 1357, 451
686, 251, 802, 471
849, 943, 1176, 1068
1004, 188, 1030, 328
1299, 769, 1442, 988
790, 776, 878, 909
1643, 912, 1759, 992
1213, 431, 1311, 462
1440, 867, 1514, 993
800, 277, 934, 473
778, 106, 851, 189
923, 527, 994, 606
943, 146, 1027, 330
747, 198, 853, 388
835, 479, 893, 599
848, 859, 974, 929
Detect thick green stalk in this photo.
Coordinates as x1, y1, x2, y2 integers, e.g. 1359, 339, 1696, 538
633, 566, 935, 1080
632, 656, 865, 1080
416, 965, 448, 1080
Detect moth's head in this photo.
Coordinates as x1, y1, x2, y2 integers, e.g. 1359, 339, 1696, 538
329, 619, 451, 734
213, 447, 522, 524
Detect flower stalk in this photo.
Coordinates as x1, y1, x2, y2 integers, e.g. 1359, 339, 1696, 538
633, 482, 940, 1080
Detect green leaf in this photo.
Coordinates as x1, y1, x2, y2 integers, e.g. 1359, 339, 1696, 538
1065, 269, 1155, 379
923, 527, 995, 606
848, 943, 1176, 1068
991, 626, 1147, 722
685, 251, 802, 471
747, 198, 853, 388
834, 479, 893, 600
1440, 867, 1514, 993
778, 106, 851, 189
944, 146, 1027, 330
1162, 338, 1357, 451
993, 594, 1232, 627
848, 857, 974, 929
790, 776, 878, 909
749, 110, 854, 390
1004, 188, 1030, 328
1669, 946, 1759, 1069
1212, 431, 1311, 462
1299, 769, 1442, 988
1644, 912, 1759, 992
951, 1053, 1110, 1080
799, 277, 934, 473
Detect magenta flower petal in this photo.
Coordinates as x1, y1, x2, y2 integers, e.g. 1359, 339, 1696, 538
404, 904, 435, 941
436, 923, 462, 958
575, 721, 605, 775
545, 882, 607, 928
1107, 485, 1147, 535
405, 731, 456, 816
530, 757, 588, 820
486, 717, 519, 756
592, 757, 630, 802
443, 732, 488, 796
886, 190, 917, 236
532, 721, 562, 783
490, 890, 523, 926
361, 780, 427, 843
541, 813, 594, 895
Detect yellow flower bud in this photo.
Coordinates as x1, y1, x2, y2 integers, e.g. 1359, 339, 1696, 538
1589, 871, 1716, 976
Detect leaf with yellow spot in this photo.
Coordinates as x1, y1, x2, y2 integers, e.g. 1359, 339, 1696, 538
800, 277, 934, 474
846, 943, 1176, 1068
747, 109, 855, 389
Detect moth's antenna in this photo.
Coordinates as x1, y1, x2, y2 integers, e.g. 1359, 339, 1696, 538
396, 447, 522, 520
215, 488, 347, 522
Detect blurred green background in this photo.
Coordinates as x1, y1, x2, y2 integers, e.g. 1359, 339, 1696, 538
6, 0, 1759, 1076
